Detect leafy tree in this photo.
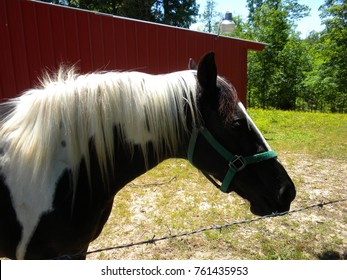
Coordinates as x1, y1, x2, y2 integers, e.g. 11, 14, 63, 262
228, 15, 250, 38
298, 32, 324, 111
318, 0, 347, 112
247, 0, 266, 26
246, 0, 310, 109
247, 1, 291, 108
39, 0, 198, 28
200, 0, 221, 33
152, 0, 199, 28
248, 0, 309, 27
275, 33, 309, 109
298, 0, 347, 113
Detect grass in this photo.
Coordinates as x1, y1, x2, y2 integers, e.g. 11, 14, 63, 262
247, 109, 347, 159
87, 109, 346, 260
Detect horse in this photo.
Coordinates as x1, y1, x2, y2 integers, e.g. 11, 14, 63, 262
0, 52, 296, 259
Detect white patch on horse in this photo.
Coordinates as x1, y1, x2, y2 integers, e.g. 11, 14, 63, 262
237, 102, 272, 151
0, 135, 69, 259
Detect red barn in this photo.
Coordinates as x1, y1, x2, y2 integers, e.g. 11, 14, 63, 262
0, 0, 265, 105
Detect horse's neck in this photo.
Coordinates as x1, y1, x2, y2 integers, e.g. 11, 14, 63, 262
110, 132, 190, 191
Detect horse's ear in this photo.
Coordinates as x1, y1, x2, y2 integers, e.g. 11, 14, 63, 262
188, 58, 197, 70
197, 52, 217, 92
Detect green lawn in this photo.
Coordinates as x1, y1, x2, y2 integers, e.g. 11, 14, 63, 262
247, 109, 347, 159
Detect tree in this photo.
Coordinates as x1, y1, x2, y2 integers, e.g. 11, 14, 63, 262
318, 0, 347, 112
228, 15, 250, 38
152, 0, 199, 28
246, 0, 310, 109
298, 0, 347, 113
275, 33, 309, 109
200, 0, 221, 33
39, 0, 198, 28
298, 32, 324, 111
247, 1, 291, 108
247, 0, 266, 26
248, 0, 309, 27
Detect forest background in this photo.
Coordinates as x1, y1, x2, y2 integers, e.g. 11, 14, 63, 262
39, 0, 347, 113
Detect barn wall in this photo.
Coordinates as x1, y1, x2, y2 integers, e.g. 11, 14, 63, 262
0, 0, 265, 105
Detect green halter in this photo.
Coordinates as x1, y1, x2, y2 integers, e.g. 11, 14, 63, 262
188, 127, 278, 193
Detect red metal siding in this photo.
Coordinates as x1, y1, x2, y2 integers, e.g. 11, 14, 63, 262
0, 0, 265, 105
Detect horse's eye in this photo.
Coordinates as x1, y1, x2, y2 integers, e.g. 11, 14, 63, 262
231, 119, 247, 130
231, 121, 242, 130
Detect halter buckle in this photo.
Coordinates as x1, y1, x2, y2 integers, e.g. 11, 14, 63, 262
229, 155, 246, 171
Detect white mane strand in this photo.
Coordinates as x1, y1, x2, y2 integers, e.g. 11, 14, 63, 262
0, 68, 200, 187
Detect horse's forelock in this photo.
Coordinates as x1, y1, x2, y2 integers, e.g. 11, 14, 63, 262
217, 77, 239, 123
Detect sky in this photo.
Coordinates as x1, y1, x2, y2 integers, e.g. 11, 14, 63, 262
193, 0, 325, 38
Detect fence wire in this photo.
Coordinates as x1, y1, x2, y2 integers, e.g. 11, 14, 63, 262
57, 196, 346, 259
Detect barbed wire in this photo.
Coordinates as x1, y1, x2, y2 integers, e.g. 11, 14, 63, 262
128, 176, 177, 187
56, 196, 347, 259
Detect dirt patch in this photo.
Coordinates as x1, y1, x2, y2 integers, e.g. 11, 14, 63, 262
282, 153, 346, 199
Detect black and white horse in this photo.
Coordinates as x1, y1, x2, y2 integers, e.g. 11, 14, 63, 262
0, 52, 295, 259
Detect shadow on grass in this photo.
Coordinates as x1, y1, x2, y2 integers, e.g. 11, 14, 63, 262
317, 250, 346, 260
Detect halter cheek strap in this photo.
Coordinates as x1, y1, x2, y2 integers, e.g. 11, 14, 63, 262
188, 127, 278, 193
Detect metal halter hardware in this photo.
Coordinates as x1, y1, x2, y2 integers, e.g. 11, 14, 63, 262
188, 127, 278, 193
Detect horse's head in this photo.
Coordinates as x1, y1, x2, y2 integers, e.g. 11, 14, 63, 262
189, 52, 296, 216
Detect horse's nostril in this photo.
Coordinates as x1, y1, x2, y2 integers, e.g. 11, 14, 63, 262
279, 184, 296, 205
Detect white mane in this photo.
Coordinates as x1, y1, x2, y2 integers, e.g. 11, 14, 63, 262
0, 68, 200, 186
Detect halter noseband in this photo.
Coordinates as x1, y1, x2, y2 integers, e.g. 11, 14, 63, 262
188, 127, 278, 193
